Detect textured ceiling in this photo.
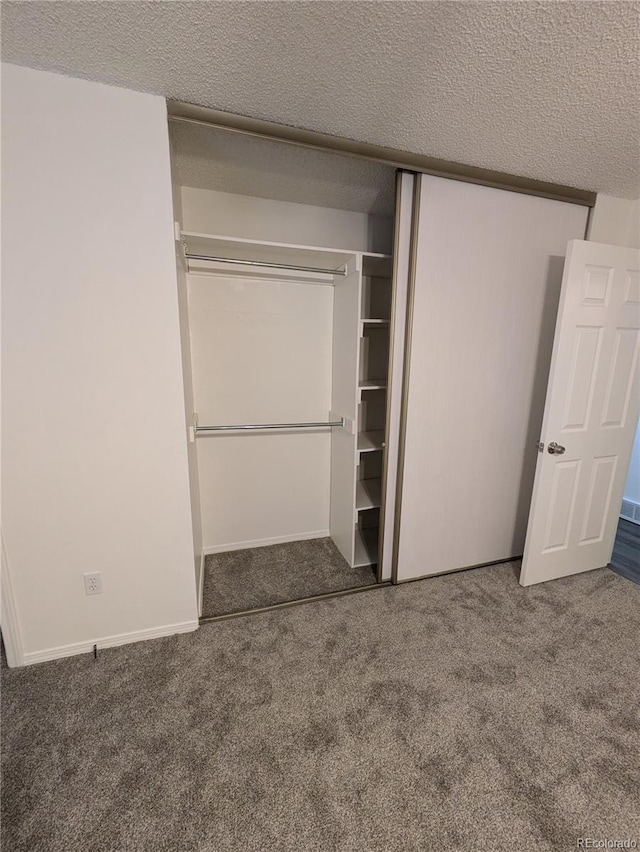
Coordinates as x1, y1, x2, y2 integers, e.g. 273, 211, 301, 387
2, 1, 639, 199
169, 122, 396, 215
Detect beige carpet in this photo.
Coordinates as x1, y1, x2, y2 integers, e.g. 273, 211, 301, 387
202, 537, 377, 617
2, 561, 639, 851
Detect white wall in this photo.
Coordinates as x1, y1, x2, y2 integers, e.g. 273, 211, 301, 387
625, 428, 640, 505
1, 64, 198, 664
181, 187, 393, 255
189, 273, 333, 551
589, 195, 640, 249
589, 193, 640, 513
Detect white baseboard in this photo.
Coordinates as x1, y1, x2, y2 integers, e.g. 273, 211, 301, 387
620, 498, 640, 525
22, 619, 199, 667
203, 529, 330, 555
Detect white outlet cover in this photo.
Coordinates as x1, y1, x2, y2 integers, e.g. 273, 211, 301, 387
83, 572, 103, 595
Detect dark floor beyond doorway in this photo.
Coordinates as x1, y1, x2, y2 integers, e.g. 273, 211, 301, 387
610, 517, 640, 584
202, 537, 377, 617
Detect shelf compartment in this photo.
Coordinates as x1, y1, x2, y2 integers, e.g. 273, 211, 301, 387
358, 391, 387, 433
363, 255, 393, 278
356, 478, 382, 511
358, 431, 385, 453
358, 453, 382, 482
359, 325, 389, 392
354, 527, 379, 567
361, 274, 392, 321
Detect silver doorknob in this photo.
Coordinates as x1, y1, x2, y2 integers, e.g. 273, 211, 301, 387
548, 442, 566, 455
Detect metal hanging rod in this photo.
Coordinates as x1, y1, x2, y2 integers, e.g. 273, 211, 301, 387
185, 252, 346, 277
195, 417, 345, 434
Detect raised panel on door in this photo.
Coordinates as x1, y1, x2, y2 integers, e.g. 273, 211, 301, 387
541, 460, 582, 552
395, 175, 589, 582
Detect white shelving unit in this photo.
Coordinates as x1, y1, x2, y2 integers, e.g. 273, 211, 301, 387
350, 257, 394, 569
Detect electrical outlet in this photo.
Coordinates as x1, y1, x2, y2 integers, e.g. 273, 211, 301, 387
83, 572, 103, 596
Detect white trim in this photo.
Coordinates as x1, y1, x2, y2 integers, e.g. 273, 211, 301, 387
0, 535, 25, 668
21, 620, 199, 667
198, 551, 205, 617
181, 230, 389, 261
203, 529, 331, 555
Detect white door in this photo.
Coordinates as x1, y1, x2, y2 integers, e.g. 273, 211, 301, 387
395, 175, 588, 582
520, 240, 640, 586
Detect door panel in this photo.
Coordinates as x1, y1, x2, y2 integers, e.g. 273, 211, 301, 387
521, 240, 640, 585
395, 175, 588, 582
542, 460, 581, 552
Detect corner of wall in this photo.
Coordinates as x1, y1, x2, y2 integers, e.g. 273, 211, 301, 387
1, 536, 25, 668
588, 194, 640, 249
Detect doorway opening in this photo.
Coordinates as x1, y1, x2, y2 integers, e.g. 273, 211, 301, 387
611, 417, 640, 584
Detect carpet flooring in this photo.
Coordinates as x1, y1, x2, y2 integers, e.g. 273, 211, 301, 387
610, 518, 640, 585
201, 537, 377, 617
2, 562, 639, 852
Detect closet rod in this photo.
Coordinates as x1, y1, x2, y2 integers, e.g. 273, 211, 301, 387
185, 252, 346, 277
195, 418, 345, 433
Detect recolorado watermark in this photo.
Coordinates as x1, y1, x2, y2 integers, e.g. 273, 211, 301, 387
577, 841, 637, 849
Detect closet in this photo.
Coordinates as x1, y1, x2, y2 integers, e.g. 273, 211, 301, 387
169, 105, 634, 617
169, 122, 400, 616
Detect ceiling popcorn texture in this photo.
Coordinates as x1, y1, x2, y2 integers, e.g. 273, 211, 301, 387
2, 1, 639, 199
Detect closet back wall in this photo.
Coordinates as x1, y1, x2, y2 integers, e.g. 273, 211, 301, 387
1, 65, 198, 664
181, 187, 392, 255
190, 274, 333, 551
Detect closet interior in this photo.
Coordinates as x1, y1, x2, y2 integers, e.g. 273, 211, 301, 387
169, 122, 399, 617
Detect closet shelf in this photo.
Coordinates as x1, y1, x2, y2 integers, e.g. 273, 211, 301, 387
354, 528, 379, 568
361, 319, 390, 326
181, 231, 391, 282
358, 431, 385, 453
359, 380, 387, 391
356, 478, 382, 511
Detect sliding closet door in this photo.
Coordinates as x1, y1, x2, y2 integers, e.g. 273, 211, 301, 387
379, 171, 414, 581
395, 175, 589, 581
